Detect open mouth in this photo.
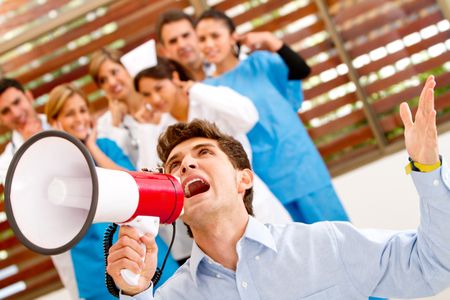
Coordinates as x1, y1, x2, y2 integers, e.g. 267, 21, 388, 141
183, 178, 210, 198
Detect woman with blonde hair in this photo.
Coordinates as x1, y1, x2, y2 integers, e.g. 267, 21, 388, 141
89, 48, 161, 170
45, 83, 179, 299
46, 83, 135, 170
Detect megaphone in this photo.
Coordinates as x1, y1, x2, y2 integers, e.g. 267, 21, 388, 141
4, 130, 184, 285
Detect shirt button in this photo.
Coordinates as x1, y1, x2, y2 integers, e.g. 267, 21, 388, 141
208, 259, 213, 264
242, 281, 248, 288
255, 255, 260, 260
433, 179, 440, 186
216, 274, 221, 278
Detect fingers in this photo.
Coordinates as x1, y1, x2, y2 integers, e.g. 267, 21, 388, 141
400, 102, 413, 130
418, 75, 436, 114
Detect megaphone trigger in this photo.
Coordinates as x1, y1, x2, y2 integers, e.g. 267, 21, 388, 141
119, 216, 160, 286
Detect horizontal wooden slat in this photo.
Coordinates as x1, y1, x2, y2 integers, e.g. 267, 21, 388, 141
309, 54, 341, 75
308, 109, 366, 140
0, 256, 53, 288
4, 269, 61, 300
349, 9, 444, 59
233, 0, 292, 26
0, 0, 70, 35
333, 0, 384, 25
318, 125, 374, 158
0, 245, 37, 269
213, 0, 246, 12
297, 39, 334, 61
2, 0, 157, 73
300, 92, 357, 121
358, 30, 450, 76
304, 74, 349, 100
251, 3, 317, 33
282, 20, 325, 48
16, 0, 189, 84
365, 50, 450, 95
339, 0, 435, 41
0, 0, 29, 14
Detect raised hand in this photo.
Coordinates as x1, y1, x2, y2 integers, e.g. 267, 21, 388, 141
235, 31, 283, 53
399, 75, 439, 165
106, 226, 158, 295
172, 76, 195, 96
134, 104, 162, 124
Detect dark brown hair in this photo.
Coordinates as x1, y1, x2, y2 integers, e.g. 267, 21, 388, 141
156, 9, 195, 44
195, 9, 240, 57
133, 57, 194, 91
158, 119, 254, 216
0, 78, 25, 96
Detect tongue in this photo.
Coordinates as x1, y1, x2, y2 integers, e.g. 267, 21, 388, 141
187, 181, 210, 198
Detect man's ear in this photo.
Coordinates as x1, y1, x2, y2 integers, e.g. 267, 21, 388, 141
237, 168, 253, 193
25, 90, 34, 103
157, 43, 168, 57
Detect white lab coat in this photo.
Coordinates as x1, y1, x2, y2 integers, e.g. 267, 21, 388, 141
156, 83, 292, 260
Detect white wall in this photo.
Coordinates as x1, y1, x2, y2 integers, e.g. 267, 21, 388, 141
333, 131, 450, 300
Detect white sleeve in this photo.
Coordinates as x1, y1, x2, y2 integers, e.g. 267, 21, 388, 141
188, 83, 258, 133
0, 143, 14, 184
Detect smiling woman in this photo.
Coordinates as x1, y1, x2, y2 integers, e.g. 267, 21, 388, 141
45, 83, 135, 171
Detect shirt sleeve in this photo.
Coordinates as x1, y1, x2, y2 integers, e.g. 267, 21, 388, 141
0, 143, 14, 184
276, 44, 311, 80
329, 164, 450, 298
189, 82, 259, 134
120, 285, 156, 300
97, 138, 136, 171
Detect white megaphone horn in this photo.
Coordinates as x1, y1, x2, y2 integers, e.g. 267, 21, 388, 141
4, 130, 184, 286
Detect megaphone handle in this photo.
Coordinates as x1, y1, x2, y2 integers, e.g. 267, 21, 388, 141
119, 216, 160, 286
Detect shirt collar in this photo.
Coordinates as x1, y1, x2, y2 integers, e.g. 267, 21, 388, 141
189, 216, 277, 285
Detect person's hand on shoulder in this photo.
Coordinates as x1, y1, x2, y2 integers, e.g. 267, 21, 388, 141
236, 31, 283, 53
107, 225, 159, 296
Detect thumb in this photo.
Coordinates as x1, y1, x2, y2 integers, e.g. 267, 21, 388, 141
399, 102, 413, 130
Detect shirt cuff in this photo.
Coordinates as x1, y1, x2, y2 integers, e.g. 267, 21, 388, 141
119, 285, 154, 300
411, 159, 450, 198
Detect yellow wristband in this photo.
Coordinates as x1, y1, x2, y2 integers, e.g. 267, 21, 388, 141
405, 156, 442, 175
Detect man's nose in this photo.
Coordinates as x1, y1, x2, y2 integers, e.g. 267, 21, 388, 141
181, 157, 197, 174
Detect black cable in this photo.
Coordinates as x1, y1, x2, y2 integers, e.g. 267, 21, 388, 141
151, 222, 176, 286
104, 223, 120, 298
103, 221, 177, 297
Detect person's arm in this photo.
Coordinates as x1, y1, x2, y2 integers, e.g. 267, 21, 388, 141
276, 44, 311, 80
186, 82, 259, 134
237, 31, 311, 79
333, 76, 450, 298
85, 127, 130, 171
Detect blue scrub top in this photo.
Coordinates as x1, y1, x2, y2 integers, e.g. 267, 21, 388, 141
204, 51, 332, 204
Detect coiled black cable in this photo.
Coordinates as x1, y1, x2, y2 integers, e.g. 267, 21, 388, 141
103, 222, 177, 297
104, 223, 120, 298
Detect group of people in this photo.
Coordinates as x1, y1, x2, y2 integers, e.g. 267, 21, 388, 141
1, 7, 446, 300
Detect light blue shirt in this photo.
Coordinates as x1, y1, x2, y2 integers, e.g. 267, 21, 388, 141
122, 166, 450, 299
